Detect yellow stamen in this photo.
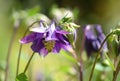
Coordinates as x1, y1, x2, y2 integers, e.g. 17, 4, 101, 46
43, 40, 55, 52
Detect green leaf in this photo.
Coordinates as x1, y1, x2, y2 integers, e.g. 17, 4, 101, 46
104, 53, 115, 71
16, 73, 28, 81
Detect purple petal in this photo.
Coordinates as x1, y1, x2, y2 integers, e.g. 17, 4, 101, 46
98, 33, 108, 51
45, 32, 58, 41
48, 21, 56, 34
95, 25, 103, 33
60, 44, 72, 51
39, 48, 48, 57
45, 21, 57, 40
52, 41, 61, 53
31, 38, 44, 52
20, 33, 37, 44
56, 34, 70, 45
84, 25, 96, 39
92, 40, 100, 51
35, 33, 44, 39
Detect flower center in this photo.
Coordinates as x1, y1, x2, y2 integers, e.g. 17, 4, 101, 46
43, 40, 55, 52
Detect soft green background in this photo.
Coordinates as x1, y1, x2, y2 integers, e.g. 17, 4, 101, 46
1, 0, 120, 81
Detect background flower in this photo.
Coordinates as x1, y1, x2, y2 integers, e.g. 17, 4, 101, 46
84, 24, 108, 57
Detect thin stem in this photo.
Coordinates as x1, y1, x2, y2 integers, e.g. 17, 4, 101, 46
71, 30, 85, 81
112, 58, 120, 81
4, 27, 17, 81
23, 52, 35, 73
79, 63, 83, 81
16, 44, 22, 76
16, 21, 40, 76
79, 32, 85, 81
89, 32, 113, 81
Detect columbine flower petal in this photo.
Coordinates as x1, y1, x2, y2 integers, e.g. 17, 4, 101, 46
20, 33, 38, 44
20, 20, 72, 57
45, 21, 57, 41
52, 41, 61, 53
30, 20, 48, 33
39, 48, 49, 57
84, 24, 108, 57
31, 38, 44, 52
56, 34, 70, 45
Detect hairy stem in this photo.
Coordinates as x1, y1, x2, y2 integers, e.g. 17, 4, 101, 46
89, 32, 113, 81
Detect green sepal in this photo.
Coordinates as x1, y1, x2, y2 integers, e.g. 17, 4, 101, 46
109, 34, 120, 56
59, 14, 80, 32
60, 17, 72, 23
60, 23, 80, 32
112, 28, 120, 36
60, 14, 72, 23
67, 34, 75, 47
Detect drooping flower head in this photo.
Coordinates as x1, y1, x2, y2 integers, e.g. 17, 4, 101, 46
84, 24, 108, 57
20, 20, 71, 57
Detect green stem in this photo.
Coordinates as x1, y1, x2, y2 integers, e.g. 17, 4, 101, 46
16, 44, 22, 76
16, 21, 40, 76
4, 27, 17, 81
112, 59, 120, 81
23, 52, 35, 73
79, 32, 85, 81
89, 32, 113, 81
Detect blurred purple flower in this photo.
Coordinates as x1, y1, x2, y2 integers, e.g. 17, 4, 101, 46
20, 20, 71, 57
84, 25, 108, 57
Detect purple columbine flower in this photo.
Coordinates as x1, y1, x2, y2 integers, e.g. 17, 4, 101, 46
84, 24, 108, 57
20, 20, 71, 57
